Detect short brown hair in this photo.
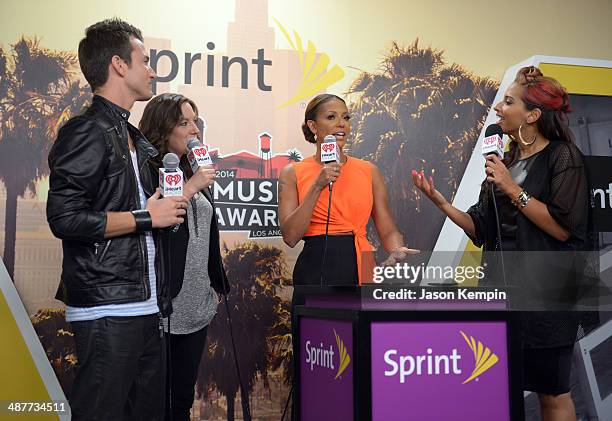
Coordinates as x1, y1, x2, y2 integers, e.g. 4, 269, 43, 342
78, 18, 143, 91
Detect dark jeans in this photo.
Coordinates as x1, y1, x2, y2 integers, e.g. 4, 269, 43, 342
69, 313, 165, 421
165, 326, 209, 421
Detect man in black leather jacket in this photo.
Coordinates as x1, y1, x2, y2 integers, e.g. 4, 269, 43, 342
46, 19, 187, 421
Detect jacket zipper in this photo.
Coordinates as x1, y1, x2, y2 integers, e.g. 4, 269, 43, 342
122, 120, 150, 300
96, 239, 112, 263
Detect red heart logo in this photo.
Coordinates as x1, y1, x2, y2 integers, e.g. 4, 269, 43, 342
166, 174, 182, 185
194, 146, 208, 157
322, 143, 335, 153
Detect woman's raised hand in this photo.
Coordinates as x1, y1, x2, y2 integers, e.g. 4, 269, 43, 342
411, 169, 447, 208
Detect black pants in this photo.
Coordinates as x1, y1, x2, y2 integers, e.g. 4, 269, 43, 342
165, 326, 209, 421
69, 314, 165, 421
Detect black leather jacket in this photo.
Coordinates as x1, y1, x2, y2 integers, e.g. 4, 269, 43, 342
47, 95, 170, 315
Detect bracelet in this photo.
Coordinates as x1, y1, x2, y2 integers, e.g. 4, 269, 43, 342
131, 210, 153, 232
511, 190, 531, 209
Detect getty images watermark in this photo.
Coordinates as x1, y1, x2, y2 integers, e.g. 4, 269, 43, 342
367, 261, 508, 304
364, 249, 611, 310
372, 262, 486, 284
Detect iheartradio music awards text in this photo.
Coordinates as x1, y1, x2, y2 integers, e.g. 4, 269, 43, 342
212, 171, 281, 239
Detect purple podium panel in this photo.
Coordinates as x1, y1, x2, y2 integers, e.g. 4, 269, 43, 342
371, 321, 509, 421
300, 317, 354, 421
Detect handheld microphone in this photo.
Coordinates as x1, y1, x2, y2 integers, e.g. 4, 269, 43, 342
186, 138, 213, 173
481, 127, 507, 285
159, 153, 184, 197
321, 134, 339, 191
319, 134, 340, 286
481, 124, 505, 159
160, 153, 184, 232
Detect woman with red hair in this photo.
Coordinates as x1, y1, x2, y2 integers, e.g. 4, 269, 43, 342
414, 66, 591, 421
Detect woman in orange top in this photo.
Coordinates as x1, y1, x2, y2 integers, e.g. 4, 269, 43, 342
279, 94, 417, 287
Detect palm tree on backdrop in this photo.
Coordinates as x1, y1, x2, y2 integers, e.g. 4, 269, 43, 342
197, 241, 291, 421
268, 298, 293, 386
347, 40, 498, 255
31, 309, 76, 398
286, 149, 302, 163
0, 37, 90, 278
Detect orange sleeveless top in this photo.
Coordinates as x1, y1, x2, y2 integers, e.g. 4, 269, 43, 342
293, 156, 375, 284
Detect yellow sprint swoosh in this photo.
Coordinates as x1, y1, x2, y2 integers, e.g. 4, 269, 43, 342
273, 18, 345, 109
460, 330, 499, 384
334, 328, 351, 379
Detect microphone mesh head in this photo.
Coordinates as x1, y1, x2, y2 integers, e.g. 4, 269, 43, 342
323, 135, 336, 143
485, 123, 504, 138
186, 138, 200, 150
162, 152, 180, 170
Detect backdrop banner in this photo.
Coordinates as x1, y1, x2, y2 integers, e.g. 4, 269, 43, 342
1, 1, 611, 419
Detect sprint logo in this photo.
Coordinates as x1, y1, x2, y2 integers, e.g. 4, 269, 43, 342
334, 329, 351, 379
304, 329, 351, 380
383, 331, 499, 384
273, 19, 345, 109
460, 330, 499, 384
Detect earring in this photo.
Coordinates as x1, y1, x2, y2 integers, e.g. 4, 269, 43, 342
518, 124, 536, 146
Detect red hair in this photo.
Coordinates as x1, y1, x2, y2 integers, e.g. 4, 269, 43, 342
513, 66, 573, 144
515, 66, 570, 113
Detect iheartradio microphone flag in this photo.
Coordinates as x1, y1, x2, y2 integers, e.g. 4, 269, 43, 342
321, 134, 340, 191
321, 134, 339, 164
187, 138, 213, 173
160, 152, 184, 197
160, 171, 184, 196
481, 124, 505, 159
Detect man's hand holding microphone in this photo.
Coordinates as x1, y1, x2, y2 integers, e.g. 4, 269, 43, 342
145, 189, 188, 229
138, 152, 188, 231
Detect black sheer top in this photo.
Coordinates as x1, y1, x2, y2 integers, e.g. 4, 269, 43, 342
466, 141, 592, 348
495, 151, 541, 239
468, 141, 589, 251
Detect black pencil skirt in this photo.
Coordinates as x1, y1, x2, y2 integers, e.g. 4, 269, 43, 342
292, 234, 358, 287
